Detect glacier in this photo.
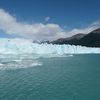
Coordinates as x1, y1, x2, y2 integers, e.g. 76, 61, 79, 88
0, 38, 100, 54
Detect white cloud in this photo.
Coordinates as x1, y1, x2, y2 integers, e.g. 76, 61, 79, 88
45, 16, 50, 22
67, 21, 100, 37
0, 9, 65, 41
0, 8, 100, 41
90, 20, 100, 26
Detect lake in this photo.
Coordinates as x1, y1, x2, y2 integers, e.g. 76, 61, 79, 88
0, 54, 100, 100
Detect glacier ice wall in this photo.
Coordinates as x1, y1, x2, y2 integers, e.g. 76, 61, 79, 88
0, 38, 100, 54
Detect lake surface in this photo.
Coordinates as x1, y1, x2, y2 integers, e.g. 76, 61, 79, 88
0, 54, 100, 100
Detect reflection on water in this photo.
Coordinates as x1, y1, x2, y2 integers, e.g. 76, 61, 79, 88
0, 54, 42, 70
0, 54, 73, 70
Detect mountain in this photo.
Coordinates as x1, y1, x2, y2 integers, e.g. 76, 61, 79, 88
51, 28, 100, 47
33, 40, 50, 44
52, 33, 86, 44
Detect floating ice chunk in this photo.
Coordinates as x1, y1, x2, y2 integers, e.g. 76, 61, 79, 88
0, 58, 42, 70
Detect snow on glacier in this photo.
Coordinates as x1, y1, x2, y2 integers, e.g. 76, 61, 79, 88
0, 38, 100, 54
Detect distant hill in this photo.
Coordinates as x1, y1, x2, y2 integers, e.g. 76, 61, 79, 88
51, 28, 100, 47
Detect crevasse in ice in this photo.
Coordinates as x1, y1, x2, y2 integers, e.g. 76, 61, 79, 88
0, 38, 100, 54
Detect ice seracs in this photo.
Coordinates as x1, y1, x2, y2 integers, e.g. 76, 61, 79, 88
0, 38, 100, 54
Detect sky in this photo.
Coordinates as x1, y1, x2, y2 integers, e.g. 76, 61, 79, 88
0, 0, 100, 40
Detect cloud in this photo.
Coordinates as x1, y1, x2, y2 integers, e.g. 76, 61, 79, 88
0, 9, 65, 41
45, 16, 50, 22
67, 21, 100, 37
90, 20, 100, 26
0, 8, 100, 41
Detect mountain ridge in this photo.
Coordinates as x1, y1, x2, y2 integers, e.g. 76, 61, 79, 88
51, 28, 100, 47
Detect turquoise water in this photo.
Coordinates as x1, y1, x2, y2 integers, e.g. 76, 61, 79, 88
0, 54, 100, 100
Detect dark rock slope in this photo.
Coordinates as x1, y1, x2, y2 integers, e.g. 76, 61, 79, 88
51, 28, 100, 47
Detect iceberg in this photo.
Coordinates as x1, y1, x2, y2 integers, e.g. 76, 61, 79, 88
0, 38, 100, 54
